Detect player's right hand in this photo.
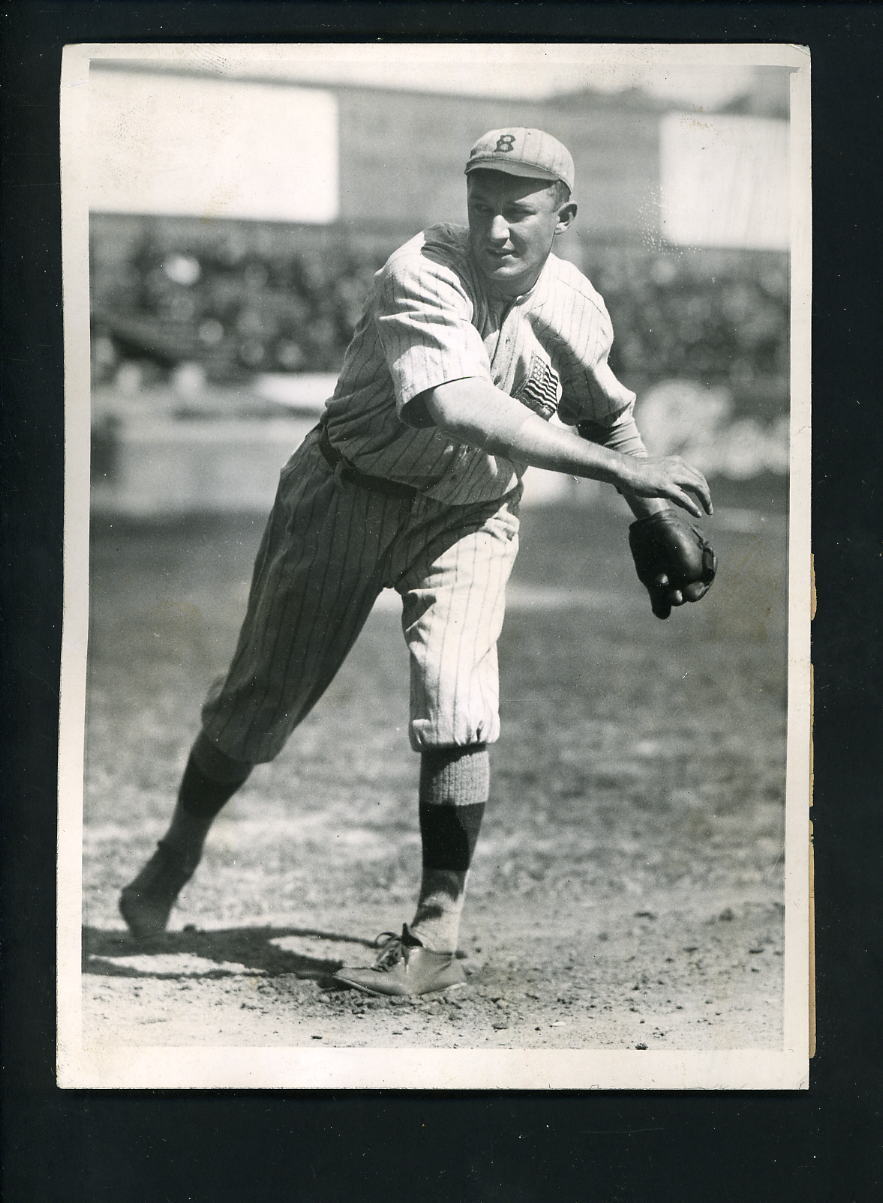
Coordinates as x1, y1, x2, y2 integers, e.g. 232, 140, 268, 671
620, 455, 713, 519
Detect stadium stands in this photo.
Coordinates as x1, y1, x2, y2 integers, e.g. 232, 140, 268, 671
90, 218, 788, 406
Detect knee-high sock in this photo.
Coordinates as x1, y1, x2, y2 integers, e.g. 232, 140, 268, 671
161, 731, 253, 869
410, 745, 488, 953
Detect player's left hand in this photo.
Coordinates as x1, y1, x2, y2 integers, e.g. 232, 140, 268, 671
628, 509, 717, 620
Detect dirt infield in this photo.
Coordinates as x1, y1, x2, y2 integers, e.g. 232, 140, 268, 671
80, 494, 787, 1052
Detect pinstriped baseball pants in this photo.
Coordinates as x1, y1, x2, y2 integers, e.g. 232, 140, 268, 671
200, 427, 521, 763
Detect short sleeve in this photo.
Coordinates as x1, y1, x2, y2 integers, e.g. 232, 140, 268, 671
556, 300, 637, 428
374, 249, 493, 418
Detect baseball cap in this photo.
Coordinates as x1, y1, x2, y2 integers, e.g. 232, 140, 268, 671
465, 128, 575, 193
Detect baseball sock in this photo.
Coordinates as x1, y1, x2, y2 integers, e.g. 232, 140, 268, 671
160, 732, 253, 870
410, 745, 488, 953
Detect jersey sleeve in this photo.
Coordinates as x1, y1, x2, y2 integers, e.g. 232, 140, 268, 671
577, 407, 648, 458
556, 296, 637, 428
374, 248, 493, 422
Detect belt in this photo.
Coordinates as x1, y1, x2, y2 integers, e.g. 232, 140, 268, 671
317, 424, 418, 500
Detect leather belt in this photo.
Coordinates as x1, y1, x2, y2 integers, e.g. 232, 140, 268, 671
317, 424, 418, 500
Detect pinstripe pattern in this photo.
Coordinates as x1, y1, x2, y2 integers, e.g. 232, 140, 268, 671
200, 429, 522, 762
395, 490, 520, 751
323, 224, 636, 506
200, 221, 634, 765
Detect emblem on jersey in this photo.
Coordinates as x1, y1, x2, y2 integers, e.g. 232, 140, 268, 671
514, 354, 561, 419
495, 134, 516, 153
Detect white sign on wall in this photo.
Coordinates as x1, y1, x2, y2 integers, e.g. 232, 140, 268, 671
660, 112, 789, 250
88, 68, 339, 222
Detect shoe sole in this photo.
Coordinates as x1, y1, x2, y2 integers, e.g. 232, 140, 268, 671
332, 972, 467, 998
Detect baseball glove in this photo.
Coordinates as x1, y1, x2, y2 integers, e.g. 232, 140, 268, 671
628, 510, 717, 620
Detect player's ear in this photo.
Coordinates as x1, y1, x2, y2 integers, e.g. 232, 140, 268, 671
554, 200, 578, 236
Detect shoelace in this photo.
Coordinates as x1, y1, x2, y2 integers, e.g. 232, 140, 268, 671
371, 931, 407, 970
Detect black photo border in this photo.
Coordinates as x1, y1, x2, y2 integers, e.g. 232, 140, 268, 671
2, 2, 879, 1198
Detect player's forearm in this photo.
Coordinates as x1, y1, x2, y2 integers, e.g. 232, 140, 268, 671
622, 493, 670, 519
592, 423, 670, 517
577, 415, 669, 518
424, 378, 633, 488
422, 377, 712, 517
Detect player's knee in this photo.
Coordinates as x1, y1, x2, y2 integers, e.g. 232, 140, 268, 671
409, 714, 501, 753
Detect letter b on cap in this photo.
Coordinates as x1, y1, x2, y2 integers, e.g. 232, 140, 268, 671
494, 134, 516, 153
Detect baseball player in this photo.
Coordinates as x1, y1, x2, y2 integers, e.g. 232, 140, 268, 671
119, 128, 716, 996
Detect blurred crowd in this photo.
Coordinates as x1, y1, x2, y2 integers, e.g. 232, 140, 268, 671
90, 223, 788, 397
585, 246, 789, 394
91, 228, 380, 379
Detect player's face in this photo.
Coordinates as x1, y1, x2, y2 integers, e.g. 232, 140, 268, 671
467, 171, 576, 296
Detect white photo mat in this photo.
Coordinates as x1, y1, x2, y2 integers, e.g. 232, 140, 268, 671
57, 41, 812, 1090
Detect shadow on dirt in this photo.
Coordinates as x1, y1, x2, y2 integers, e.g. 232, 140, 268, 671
82, 924, 375, 981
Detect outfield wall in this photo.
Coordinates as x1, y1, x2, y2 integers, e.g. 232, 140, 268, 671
89, 371, 787, 517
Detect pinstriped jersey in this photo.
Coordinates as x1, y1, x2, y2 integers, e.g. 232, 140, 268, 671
322, 223, 636, 506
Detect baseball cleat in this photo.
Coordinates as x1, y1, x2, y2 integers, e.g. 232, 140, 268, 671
118, 840, 199, 938
333, 925, 466, 997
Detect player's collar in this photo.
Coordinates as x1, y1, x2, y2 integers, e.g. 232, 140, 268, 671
484, 256, 553, 310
